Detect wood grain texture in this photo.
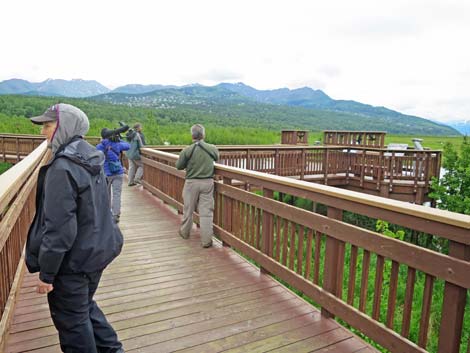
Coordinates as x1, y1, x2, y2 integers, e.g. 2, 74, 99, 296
4, 183, 377, 353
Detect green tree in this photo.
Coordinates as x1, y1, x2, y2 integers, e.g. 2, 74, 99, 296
429, 137, 470, 214
375, 220, 405, 241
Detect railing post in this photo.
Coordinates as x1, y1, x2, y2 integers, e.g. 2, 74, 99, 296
322, 206, 344, 319
437, 241, 470, 353
15, 138, 19, 162
300, 149, 306, 180
424, 152, 431, 189
222, 177, 233, 247
261, 188, 274, 274
1, 137, 5, 162
275, 149, 280, 175
389, 152, 395, 192
360, 150, 366, 187
246, 149, 251, 170
376, 151, 383, 190
346, 148, 351, 184
323, 148, 329, 185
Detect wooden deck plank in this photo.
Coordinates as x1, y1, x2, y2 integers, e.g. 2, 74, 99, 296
8, 294, 302, 352
267, 328, 352, 352
354, 348, 379, 353
222, 320, 338, 353
13, 265, 261, 313
5, 184, 378, 353
124, 303, 316, 352
176, 312, 323, 353
17, 261, 255, 304
309, 337, 367, 352
9, 284, 287, 344
8, 286, 290, 344
12, 274, 277, 326
10, 279, 279, 334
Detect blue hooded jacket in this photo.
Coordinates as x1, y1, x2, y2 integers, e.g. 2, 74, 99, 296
96, 139, 130, 176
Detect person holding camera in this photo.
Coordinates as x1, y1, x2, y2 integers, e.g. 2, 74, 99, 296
97, 125, 130, 223
126, 123, 145, 186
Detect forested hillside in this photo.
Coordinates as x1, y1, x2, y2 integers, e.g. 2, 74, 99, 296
0, 95, 279, 145
0, 79, 460, 136
93, 86, 458, 135
0, 94, 459, 148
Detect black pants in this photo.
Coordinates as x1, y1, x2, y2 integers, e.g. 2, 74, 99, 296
48, 271, 122, 353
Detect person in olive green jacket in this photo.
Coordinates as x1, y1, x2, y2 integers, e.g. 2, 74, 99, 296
176, 124, 219, 247
125, 123, 145, 186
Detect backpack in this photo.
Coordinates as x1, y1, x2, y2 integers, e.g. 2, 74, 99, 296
125, 129, 136, 142
105, 145, 122, 174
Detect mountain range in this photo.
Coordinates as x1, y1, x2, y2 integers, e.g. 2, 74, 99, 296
0, 78, 460, 135
0, 78, 110, 97
443, 120, 470, 135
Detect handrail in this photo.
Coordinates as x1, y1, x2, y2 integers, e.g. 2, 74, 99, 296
145, 144, 443, 153
143, 143, 441, 204
0, 134, 100, 163
0, 133, 100, 140
0, 141, 48, 215
141, 147, 470, 353
0, 141, 49, 349
217, 164, 469, 230
142, 148, 467, 233
0, 133, 48, 138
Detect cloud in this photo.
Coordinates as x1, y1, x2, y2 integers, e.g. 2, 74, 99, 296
289, 78, 327, 90
204, 69, 243, 82
338, 16, 422, 38
317, 65, 341, 78
181, 69, 243, 85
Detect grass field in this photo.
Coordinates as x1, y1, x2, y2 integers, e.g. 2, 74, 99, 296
384, 134, 465, 150
307, 132, 464, 151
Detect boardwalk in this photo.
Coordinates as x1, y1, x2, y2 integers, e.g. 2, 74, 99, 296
5, 184, 377, 353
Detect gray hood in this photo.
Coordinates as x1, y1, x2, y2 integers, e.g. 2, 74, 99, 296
50, 104, 90, 155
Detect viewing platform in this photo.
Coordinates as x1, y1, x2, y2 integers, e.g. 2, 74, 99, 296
1, 133, 469, 353
0, 132, 441, 205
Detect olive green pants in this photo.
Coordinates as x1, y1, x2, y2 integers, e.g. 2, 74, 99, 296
180, 179, 214, 246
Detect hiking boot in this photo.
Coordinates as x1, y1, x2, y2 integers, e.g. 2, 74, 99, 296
202, 241, 213, 248
178, 230, 189, 239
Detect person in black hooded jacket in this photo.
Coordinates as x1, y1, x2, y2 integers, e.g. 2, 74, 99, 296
26, 103, 125, 353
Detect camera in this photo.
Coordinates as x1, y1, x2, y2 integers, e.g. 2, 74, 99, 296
101, 122, 130, 142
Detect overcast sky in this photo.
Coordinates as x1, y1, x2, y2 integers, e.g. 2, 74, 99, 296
1, 0, 469, 122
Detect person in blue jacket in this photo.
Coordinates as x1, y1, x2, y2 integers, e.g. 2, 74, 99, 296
97, 128, 130, 223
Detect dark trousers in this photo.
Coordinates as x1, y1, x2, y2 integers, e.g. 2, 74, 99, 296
47, 271, 122, 353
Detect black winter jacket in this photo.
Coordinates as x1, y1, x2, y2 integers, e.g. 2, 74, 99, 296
26, 137, 123, 284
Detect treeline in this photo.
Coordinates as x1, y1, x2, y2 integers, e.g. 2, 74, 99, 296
0, 94, 459, 143
0, 95, 286, 145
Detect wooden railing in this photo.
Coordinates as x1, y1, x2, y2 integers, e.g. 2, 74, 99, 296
0, 141, 49, 351
140, 147, 469, 353
150, 145, 441, 203
0, 134, 46, 163
2, 135, 441, 204
324, 130, 386, 148
0, 134, 100, 163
